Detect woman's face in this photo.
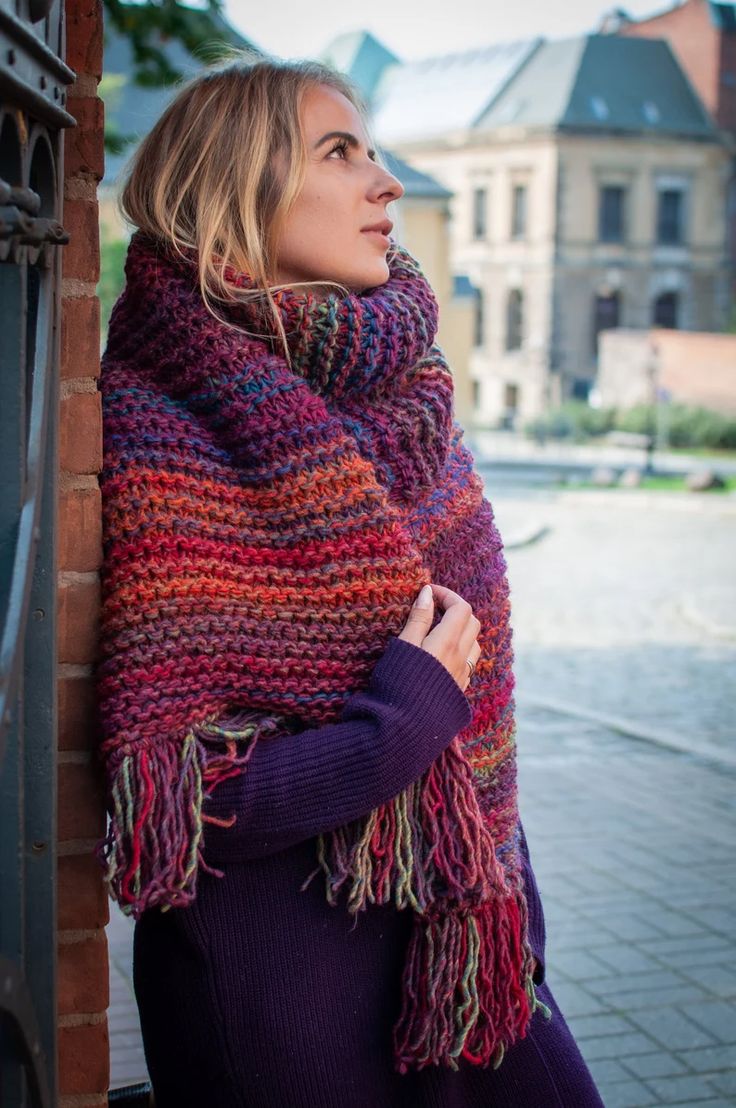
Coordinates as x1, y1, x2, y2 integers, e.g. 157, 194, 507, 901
270, 84, 405, 293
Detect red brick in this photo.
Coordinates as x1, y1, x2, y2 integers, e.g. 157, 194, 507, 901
58, 675, 99, 752
65, 0, 103, 78
58, 576, 101, 665
58, 853, 109, 930
58, 761, 107, 842
58, 1020, 109, 1095
59, 391, 102, 475
58, 487, 102, 572
57, 934, 108, 1016
62, 197, 100, 283
65, 97, 105, 180
61, 295, 100, 380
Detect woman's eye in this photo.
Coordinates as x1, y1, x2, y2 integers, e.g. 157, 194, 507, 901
328, 140, 349, 159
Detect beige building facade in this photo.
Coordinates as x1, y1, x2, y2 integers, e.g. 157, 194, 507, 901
382, 122, 731, 429
343, 32, 734, 429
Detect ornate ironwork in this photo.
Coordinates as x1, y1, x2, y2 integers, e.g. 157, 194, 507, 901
1, 0, 75, 1100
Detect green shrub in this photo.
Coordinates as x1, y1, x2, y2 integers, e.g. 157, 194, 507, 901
524, 401, 616, 442
525, 400, 736, 451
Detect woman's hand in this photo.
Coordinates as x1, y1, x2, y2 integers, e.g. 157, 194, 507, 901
397, 582, 482, 694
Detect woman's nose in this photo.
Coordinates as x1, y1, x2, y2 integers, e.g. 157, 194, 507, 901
373, 169, 404, 202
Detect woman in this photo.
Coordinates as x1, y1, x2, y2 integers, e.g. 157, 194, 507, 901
95, 53, 605, 1107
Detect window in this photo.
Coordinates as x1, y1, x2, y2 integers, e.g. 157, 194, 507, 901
506, 289, 523, 350
571, 377, 592, 400
592, 291, 620, 357
657, 188, 684, 245
504, 382, 519, 411
653, 291, 678, 328
472, 379, 481, 409
473, 287, 484, 347
511, 184, 527, 239
472, 187, 487, 239
599, 185, 625, 243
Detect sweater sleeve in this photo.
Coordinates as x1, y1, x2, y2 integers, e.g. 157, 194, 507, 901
518, 819, 547, 985
201, 636, 473, 863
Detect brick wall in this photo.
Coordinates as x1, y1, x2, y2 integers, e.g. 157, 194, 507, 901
598, 327, 736, 415
58, 0, 109, 1102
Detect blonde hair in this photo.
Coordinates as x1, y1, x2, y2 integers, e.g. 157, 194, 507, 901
118, 50, 385, 363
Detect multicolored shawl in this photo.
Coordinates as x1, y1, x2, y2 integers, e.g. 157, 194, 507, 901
94, 229, 551, 1074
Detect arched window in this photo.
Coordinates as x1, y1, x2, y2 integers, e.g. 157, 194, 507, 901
506, 288, 523, 351
592, 291, 620, 357
652, 291, 678, 329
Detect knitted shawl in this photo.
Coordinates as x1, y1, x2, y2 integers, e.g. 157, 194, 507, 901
94, 229, 550, 1074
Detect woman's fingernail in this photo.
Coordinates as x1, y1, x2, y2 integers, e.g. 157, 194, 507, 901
415, 584, 433, 609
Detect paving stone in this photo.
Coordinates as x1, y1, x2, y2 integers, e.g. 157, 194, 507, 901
548, 950, 615, 980
585, 1058, 632, 1085
627, 1008, 718, 1051
599, 913, 665, 942
684, 1000, 736, 1044
645, 1073, 729, 1103
591, 970, 686, 998
567, 1013, 638, 1040
576, 1031, 661, 1061
591, 943, 669, 975
622, 1052, 688, 1079
604, 984, 715, 1010
595, 1079, 658, 1107
547, 980, 607, 1018
708, 1070, 736, 1097
678, 1044, 736, 1073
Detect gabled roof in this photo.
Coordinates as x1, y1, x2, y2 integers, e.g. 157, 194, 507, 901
102, 10, 261, 184
476, 33, 719, 140
366, 38, 542, 144
318, 30, 399, 101
709, 1, 736, 29
380, 149, 452, 199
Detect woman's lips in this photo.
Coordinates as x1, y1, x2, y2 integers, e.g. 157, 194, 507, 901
361, 230, 390, 246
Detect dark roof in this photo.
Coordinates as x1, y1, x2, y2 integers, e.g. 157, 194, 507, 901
709, 1, 736, 29
476, 33, 719, 140
380, 149, 452, 199
101, 9, 262, 185
318, 30, 399, 100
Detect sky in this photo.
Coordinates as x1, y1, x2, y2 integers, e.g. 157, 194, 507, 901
222, 0, 674, 62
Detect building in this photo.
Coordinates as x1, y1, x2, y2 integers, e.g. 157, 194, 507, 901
610, 0, 736, 278
328, 31, 732, 428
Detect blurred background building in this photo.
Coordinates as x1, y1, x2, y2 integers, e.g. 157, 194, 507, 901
322, 22, 733, 428
99, 0, 736, 432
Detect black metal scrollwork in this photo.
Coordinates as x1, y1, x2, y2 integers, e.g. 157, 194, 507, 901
1, 0, 75, 1102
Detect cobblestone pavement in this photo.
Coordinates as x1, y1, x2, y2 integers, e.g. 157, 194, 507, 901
107, 488, 736, 1103
517, 706, 736, 1108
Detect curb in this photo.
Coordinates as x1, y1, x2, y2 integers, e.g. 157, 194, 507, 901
504, 523, 551, 550
515, 693, 736, 771
676, 593, 736, 641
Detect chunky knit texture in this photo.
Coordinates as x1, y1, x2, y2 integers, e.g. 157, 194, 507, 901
95, 230, 551, 1074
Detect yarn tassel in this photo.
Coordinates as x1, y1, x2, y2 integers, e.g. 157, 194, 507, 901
302, 735, 551, 1070
95, 710, 282, 918
303, 738, 506, 913
392, 893, 534, 1072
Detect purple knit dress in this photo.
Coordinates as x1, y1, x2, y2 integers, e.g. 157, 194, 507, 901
132, 636, 605, 1107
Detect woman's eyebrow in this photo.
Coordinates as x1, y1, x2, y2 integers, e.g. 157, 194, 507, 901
314, 130, 376, 159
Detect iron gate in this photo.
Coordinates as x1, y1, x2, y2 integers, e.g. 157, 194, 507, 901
0, 0, 75, 1101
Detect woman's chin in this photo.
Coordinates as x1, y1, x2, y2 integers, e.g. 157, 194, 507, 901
351, 261, 390, 292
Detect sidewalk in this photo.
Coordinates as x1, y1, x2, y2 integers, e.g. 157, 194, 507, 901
106, 708, 736, 1104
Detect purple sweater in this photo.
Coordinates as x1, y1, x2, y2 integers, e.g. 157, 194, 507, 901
132, 637, 604, 1107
